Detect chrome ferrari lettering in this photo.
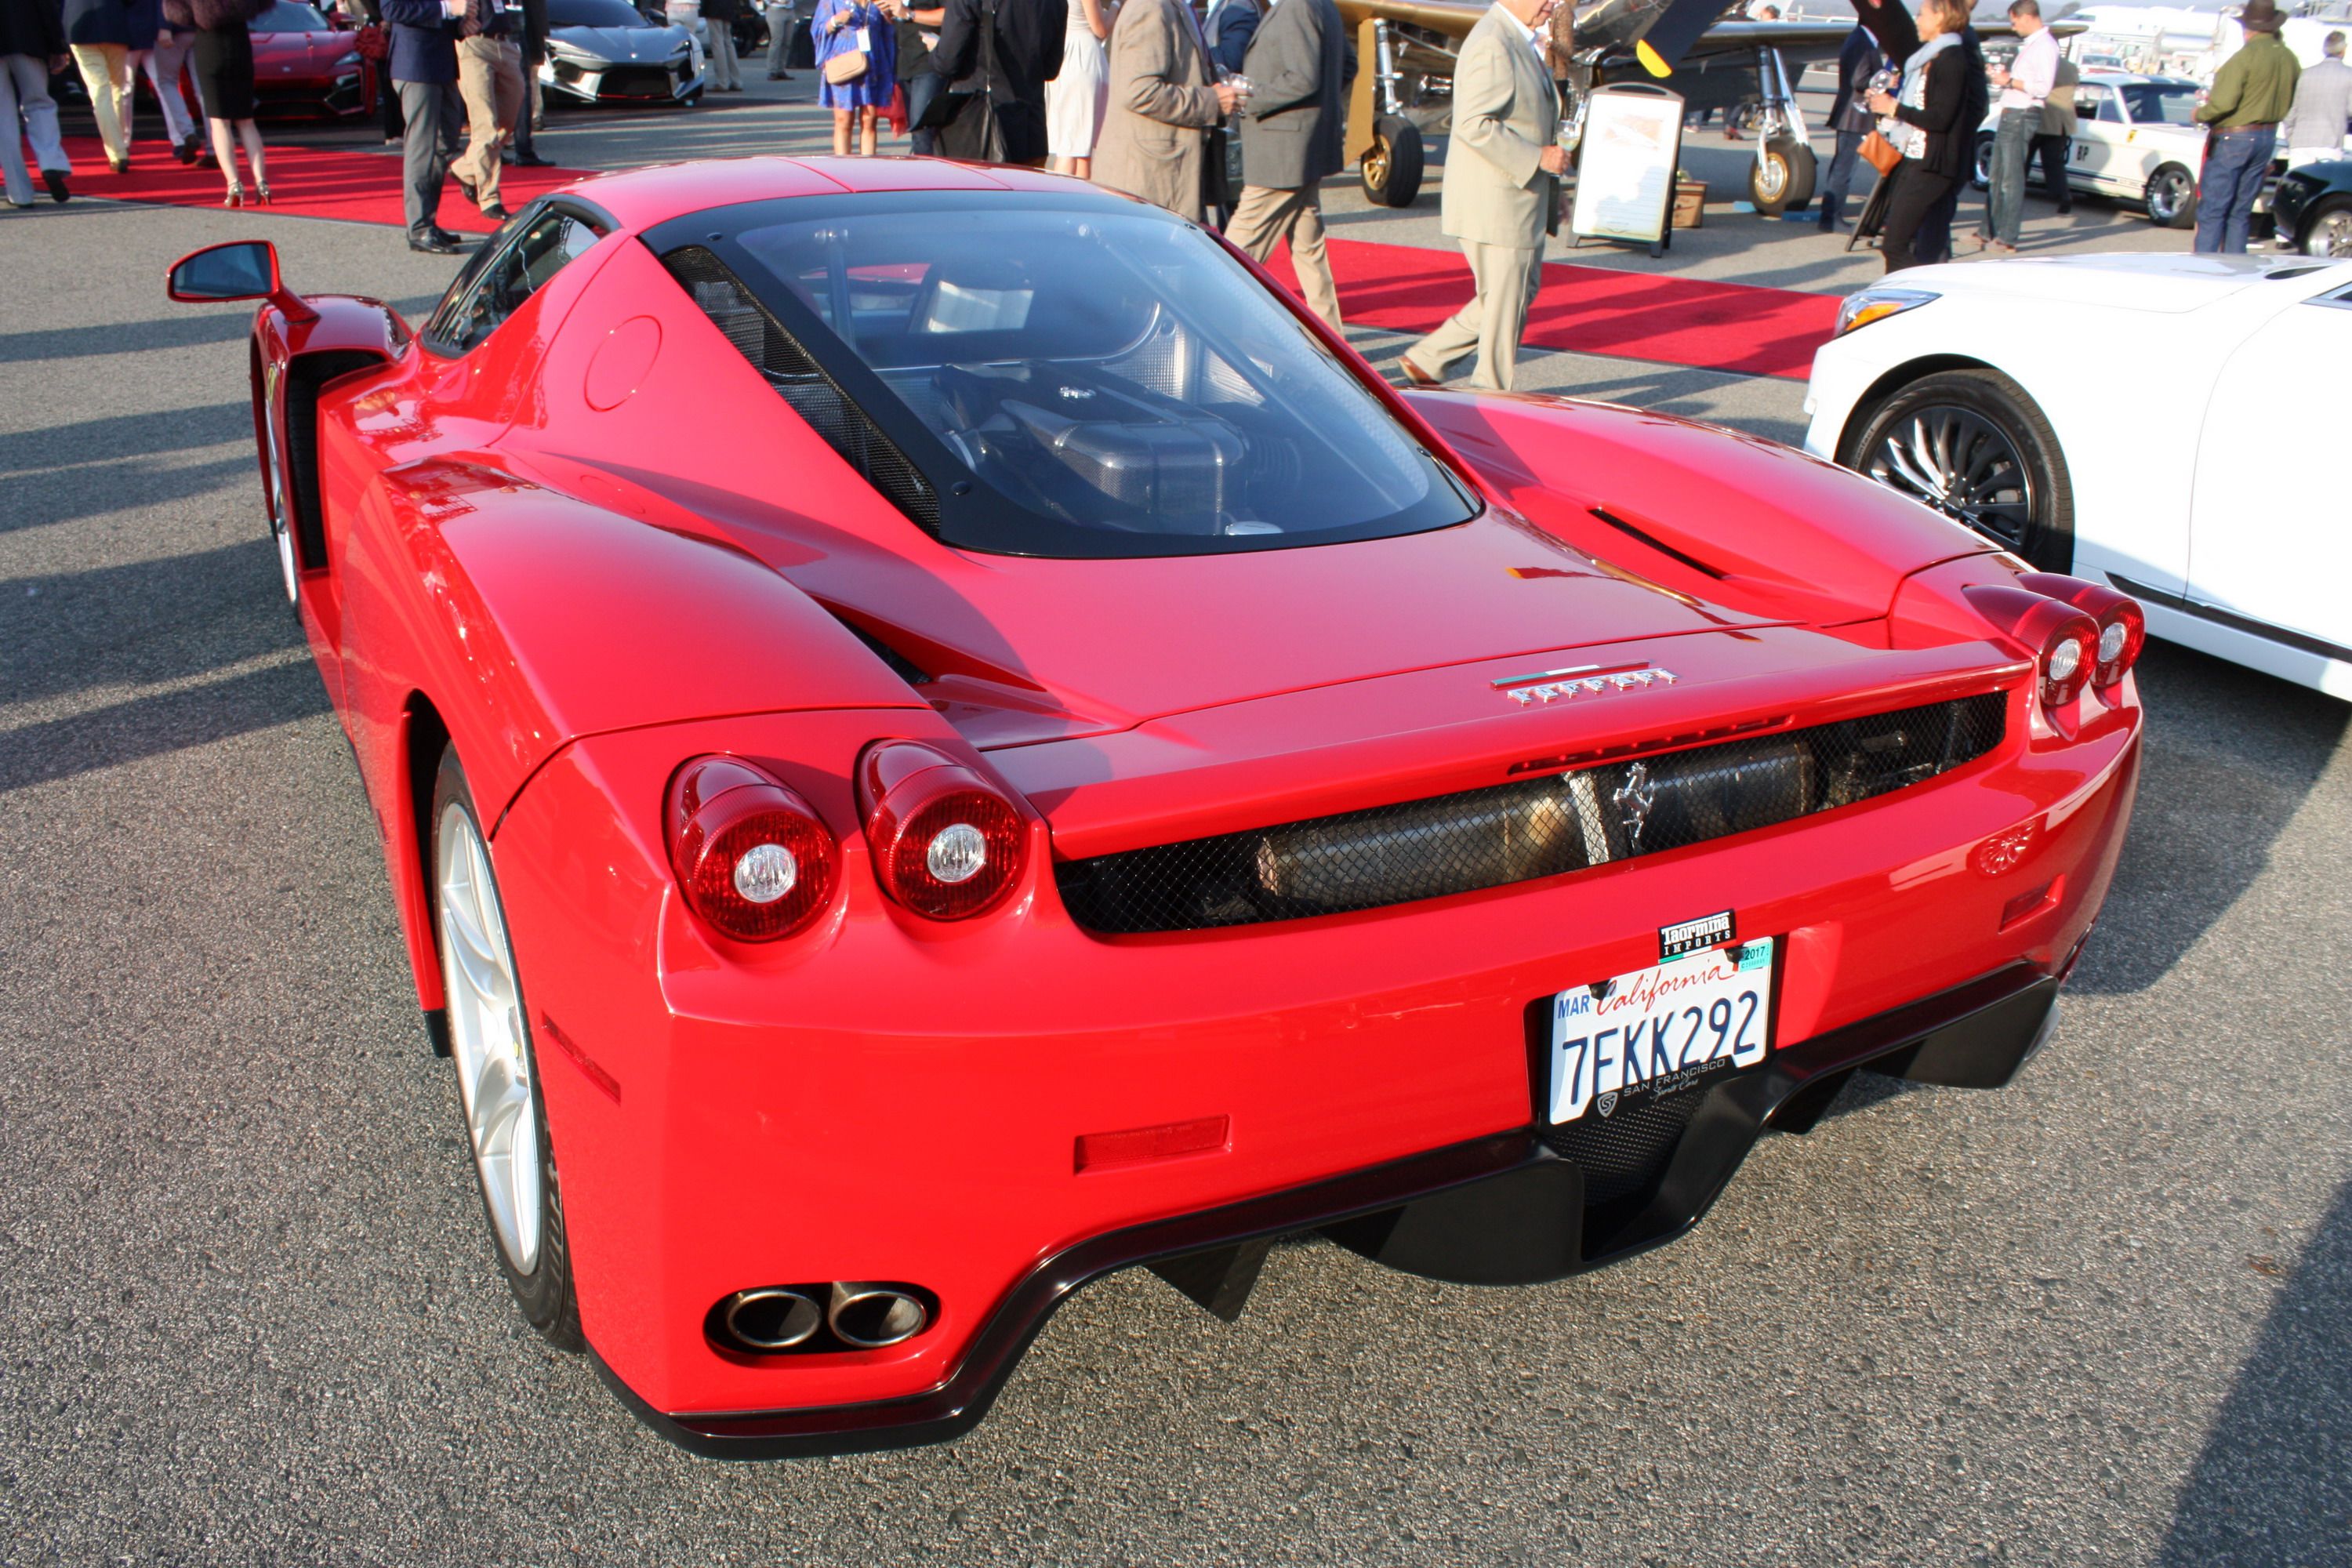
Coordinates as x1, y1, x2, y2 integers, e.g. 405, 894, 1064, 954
1495, 666, 1678, 706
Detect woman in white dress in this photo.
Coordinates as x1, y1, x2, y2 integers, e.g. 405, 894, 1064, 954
1045, 0, 1109, 177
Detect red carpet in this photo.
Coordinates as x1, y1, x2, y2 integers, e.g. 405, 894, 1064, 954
74, 135, 1838, 377
1263, 237, 1838, 381
60, 136, 584, 234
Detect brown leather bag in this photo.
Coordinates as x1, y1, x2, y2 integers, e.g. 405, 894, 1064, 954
1859, 129, 1904, 176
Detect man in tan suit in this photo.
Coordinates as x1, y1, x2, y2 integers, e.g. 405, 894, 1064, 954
1400, 0, 1565, 392
1094, 0, 1242, 222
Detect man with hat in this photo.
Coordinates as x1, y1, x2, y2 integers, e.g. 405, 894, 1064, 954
2193, 0, 2299, 253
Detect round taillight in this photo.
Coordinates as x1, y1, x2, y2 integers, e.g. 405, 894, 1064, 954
666, 756, 840, 942
858, 741, 1029, 921
2039, 616, 2099, 712
2018, 573, 2146, 692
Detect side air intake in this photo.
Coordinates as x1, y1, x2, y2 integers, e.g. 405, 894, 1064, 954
660, 245, 941, 534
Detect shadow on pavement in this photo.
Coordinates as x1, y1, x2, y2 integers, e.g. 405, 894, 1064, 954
0, 312, 252, 365
2068, 641, 2350, 996
2154, 1176, 2352, 1566
0, 658, 329, 793
0, 539, 305, 706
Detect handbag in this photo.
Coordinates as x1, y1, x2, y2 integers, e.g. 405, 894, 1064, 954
821, 5, 870, 82
1859, 129, 1903, 176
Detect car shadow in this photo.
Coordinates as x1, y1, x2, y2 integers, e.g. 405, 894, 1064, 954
2153, 1174, 2352, 1566
2067, 640, 2350, 996
1, 539, 308, 707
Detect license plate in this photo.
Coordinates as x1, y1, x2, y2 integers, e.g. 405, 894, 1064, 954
1546, 939, 1777, 1125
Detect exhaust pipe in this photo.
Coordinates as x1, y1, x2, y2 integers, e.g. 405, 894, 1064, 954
828, 1281, 929, 1348
720, 1287, 823, 1351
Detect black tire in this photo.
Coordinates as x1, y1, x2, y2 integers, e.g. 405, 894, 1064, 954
1359, 114, 1424, 207
1748, 135, 1815, 216
1838, 367, 2074, 572
2144, 163, 2196, 229
1970, 130, 1994, 190
430, 746, 583, 1352
2301, 194, 2352, 257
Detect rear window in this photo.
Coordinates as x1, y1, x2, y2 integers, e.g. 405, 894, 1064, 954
659, 193, 1477, 559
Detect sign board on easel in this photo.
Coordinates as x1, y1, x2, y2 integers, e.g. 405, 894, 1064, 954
1570, 83, 1686, 255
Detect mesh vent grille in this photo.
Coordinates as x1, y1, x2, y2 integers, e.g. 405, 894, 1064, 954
1543, 1087, 1716, 1206
1055, 691, 2009, 935
662, 245, 940, 534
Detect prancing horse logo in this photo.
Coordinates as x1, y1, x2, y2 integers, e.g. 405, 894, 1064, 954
1613, 761, 1657, 851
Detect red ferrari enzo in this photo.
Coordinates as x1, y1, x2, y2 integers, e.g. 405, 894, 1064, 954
166, 158, 2143, 1457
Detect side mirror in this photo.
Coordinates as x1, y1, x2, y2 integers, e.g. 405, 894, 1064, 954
166, 240, 318, 322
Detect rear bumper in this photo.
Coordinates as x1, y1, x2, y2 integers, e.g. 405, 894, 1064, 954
597, 958, 2067, 1460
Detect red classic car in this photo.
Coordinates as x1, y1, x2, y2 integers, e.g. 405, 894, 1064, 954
165, 158, 2143, 1457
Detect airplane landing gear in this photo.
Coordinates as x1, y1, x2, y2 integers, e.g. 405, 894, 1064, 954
1362, 115, 1425, 207
1750, 133, 1816, 215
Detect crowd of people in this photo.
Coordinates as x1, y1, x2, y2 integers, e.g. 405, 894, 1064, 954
0, 0, 260, 205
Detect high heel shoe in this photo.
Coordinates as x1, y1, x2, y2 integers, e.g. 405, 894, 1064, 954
223, 182, 243, 208
252, 183, 271, 206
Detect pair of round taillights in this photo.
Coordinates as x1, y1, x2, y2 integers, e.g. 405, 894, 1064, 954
664, 742, 1027, 943
1965, 573, 2145, 716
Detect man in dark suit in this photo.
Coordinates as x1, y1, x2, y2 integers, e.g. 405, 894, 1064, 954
384, 0, 469, 252
1225, 0, 1349, 329
928, 0, 1065, 166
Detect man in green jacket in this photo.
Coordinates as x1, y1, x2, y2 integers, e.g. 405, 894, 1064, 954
2194, 0, 2299, 252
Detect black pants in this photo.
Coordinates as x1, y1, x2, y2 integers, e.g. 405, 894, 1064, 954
2031, 131, 2071, 209
1881, 161, 1958, 272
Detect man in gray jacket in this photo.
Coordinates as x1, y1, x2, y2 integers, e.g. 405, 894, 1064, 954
1400, 0, 1563, 391
2284, 31, 2352, 169
1225, 0, 1350, 329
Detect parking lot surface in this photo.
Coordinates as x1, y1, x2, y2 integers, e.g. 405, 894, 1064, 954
1, 92, 2347, 1567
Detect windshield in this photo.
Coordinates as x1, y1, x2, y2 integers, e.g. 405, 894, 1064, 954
549, 0, 652, 27
2118, 82, 2198, 125
250, 2, 332, 31
692, 199, 1475, 558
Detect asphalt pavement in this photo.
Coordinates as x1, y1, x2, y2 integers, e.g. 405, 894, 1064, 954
2, 90, 2348, 1568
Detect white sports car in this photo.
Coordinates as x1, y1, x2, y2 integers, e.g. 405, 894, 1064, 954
1802, 252, 2352, 699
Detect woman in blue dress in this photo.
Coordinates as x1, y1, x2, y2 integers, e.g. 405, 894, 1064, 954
813, 0, 895, 154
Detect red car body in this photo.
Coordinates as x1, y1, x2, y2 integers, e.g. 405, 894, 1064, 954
244, 1, 371, 118
173, 157, 2142, 1457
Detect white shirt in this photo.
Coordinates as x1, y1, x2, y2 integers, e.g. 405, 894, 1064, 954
1494, 2, 1548, 73
2000, 27, 2058, 112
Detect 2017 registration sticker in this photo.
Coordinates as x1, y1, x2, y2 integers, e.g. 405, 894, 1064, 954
1547, 939, 1777, 1124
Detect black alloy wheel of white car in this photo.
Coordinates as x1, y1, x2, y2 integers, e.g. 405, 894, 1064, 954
1842, 367, 2074, 573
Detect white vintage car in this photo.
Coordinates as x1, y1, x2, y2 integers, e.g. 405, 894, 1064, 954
1802, 252, 2352, 699
1973, 71, 2207, 229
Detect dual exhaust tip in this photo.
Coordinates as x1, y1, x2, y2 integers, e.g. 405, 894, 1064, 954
717, 1281, 932, 1355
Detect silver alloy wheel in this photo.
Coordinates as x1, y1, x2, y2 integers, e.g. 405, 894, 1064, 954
1862, 404, 2035, 553
2145, 168, 2193, 227
2307, 205, 2352, 258
436, 801, 543, 1275
263, 389, 297, 605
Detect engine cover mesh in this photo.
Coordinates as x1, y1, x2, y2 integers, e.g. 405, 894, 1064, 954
1055, 691, 2009, 935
